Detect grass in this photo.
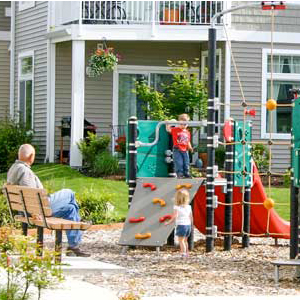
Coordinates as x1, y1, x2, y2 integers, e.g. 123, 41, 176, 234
0, 163, 129, 220
270, 187, 290, 221
0, 163, 291, 222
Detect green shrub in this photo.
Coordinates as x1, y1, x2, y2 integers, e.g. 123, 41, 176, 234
283, 169, 291, 188
251, 143, 270, 172
0, 193, 11, 227
77, 188, 120, 224
94, 151, 120, 177
215, 145, 225, 169
77, 132, 110, 173
0, 117, 34, 173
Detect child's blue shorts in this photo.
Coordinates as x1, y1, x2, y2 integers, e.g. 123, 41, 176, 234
175, 225, 191, 237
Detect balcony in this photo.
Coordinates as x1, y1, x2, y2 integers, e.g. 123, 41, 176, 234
50, 1, 227, 41
53, 1, 224, 27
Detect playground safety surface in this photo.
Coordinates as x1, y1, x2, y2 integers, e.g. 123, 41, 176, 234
52, 226, 300, 298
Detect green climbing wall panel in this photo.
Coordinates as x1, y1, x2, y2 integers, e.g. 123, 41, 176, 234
292, 98, 300, 187
234, 121, 252, 187
126, 120, 170, 180
136, 121, 170, 177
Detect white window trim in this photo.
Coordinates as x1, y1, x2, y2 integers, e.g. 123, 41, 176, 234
19, 1, 35, 12
18, 51, 34, 128
261, 48, 300, 140
201, 49, 222, 99
112, 64, 199, 153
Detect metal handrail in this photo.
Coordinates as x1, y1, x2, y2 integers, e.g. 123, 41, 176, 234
135, 120, 207, 148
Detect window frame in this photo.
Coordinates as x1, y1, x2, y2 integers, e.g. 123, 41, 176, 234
201, 49, 222, 98
261, 48, 300, 140
19, 1, 35, 12
18, 51, 34, 129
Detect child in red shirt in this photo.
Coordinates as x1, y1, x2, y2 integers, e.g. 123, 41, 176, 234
166, 114, 193, 178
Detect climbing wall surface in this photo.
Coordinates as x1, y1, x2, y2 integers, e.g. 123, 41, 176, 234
119, 177, 204, 247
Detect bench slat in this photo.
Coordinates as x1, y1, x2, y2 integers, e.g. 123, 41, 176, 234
10, 202, 52, 217
14, 215, 91, 230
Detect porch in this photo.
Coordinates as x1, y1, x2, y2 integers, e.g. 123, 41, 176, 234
48, 1, 229, 42
48, 40, 225, 167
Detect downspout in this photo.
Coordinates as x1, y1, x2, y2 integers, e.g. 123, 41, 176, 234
9, 1, 15, 117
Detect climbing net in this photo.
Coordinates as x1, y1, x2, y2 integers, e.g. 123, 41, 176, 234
214, 3, 291, 239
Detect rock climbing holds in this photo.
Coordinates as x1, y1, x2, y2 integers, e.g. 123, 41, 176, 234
135, 232, 151, 239
129, 217, 145, 223
176, 183, 192, 190
159, 214, 172, 223
152, 198, 166, 207
143, 182, 157, 191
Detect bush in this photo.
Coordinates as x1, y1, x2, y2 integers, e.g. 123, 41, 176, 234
77, 132, 111, 172
251, 143, 270, 172
0, 117, 34, 173
283, 168, 291, 188
0, 193, 11, 227
94, 151, 120, 177
77, 188, 121, 224
215, 145, 225, 169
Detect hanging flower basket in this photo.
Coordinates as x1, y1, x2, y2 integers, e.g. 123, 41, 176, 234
87, 47, 120, 77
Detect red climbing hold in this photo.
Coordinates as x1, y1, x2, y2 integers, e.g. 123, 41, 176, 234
143, 182, 157, 191
159, 214, 172, 223
244, 109, 256, 117
129, 217, 145, 223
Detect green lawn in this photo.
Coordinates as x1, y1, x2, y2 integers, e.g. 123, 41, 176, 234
269, 187, 290, 221
0, 163, 129, 220
0, 164, 291, 222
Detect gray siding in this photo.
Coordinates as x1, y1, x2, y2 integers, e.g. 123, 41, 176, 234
0, 1, 10, 31
230, 41, 300, 172
0, 41, 10, 120
55, 41, 201, 159
14, 1, 48, 161
231, 1, 300, 33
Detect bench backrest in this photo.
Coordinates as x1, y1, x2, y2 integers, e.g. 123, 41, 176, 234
3, 185, 52, 217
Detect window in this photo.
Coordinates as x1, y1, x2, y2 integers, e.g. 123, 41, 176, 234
201, 49, 221, 98
18, 52, 34, 128
116, 67, 174, 126
262, 50, 300, 139
19, 1, 35, 11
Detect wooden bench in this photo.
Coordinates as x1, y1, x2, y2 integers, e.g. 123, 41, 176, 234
2, 184, 91, 262
271, 259, 300, 284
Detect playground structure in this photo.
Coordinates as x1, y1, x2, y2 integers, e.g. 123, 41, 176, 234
119, 2, 300, 276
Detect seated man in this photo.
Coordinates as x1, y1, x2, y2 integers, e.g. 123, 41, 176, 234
7, 144, 90, 257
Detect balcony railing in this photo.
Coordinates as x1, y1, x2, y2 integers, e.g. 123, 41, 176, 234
82, 1, 224, 25
53, 1, 224, 27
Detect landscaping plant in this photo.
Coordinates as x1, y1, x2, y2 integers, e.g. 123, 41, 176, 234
77, 132, 111, 175
135, 59, 207, 120
76, 187, 121, 224
0, 228, 64, 300
0, 117, 34, 173
251, 143, 270, 172
94, 151, 120, 177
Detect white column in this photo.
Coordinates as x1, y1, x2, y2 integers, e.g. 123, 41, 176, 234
70, 40, 85, 167
46, 41, 56, 162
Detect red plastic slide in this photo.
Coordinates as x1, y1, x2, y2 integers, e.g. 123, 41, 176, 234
193, 166, 290, 239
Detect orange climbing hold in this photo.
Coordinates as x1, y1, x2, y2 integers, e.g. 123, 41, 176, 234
129, 217, 145, 223
143, 182, 157, 191
264, 198, 275, 210
176, 183, 192, 190
266, 99, 277, 111
135, 232, 151, 239
159, 214, 172, 223
152, 198, 166, 207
